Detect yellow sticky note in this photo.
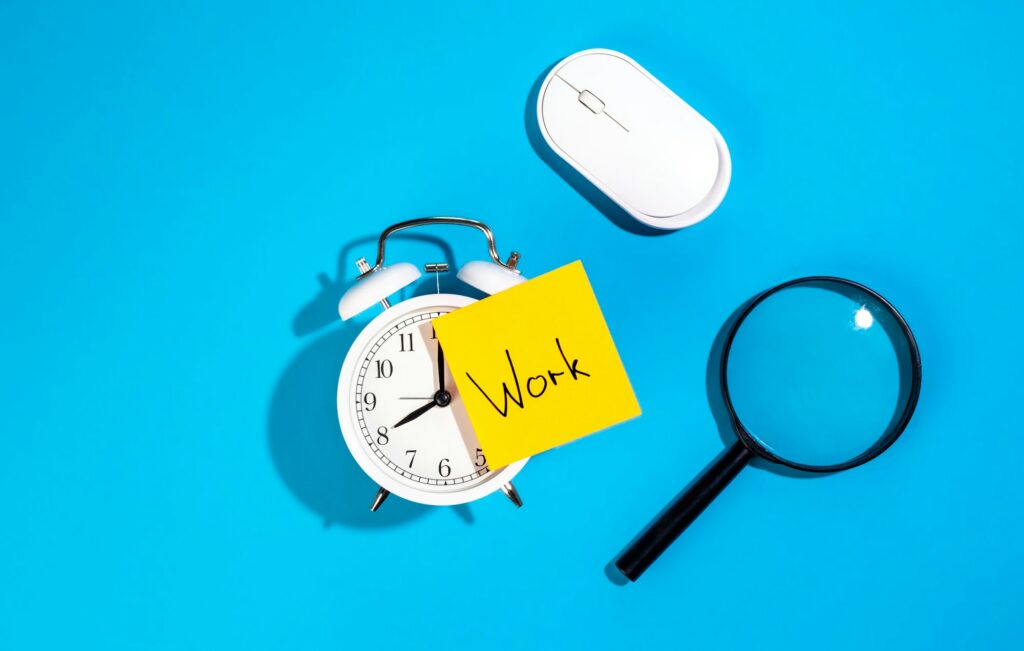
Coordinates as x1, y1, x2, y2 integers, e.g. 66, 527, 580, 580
433, 260, 640, 469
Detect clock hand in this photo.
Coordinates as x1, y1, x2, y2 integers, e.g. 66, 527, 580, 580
393, 400, 437, 429
437, 342, 446, 393
395, 347, 453, 429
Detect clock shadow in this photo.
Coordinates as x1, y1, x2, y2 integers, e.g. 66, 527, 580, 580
268, 233, 484, 529
410, 318, 490, 488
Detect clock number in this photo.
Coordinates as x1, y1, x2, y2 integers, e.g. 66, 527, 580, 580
438, 458, 451, 478
405, 449, 416, 468
376, 426, 388, 445
375, 359, 393, 379
474, 448, 486, 468
362, 392, 377, 412
399, 332, 414, 352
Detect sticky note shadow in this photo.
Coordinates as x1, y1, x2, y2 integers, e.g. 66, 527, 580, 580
433, 261, 641, 470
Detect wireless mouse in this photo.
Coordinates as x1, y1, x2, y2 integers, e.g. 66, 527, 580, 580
536, 49, 731, 231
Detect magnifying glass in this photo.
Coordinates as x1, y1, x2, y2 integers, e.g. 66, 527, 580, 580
615, 277, 922, 581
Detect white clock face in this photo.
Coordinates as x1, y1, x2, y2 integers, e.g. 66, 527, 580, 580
339, 294, 514, 503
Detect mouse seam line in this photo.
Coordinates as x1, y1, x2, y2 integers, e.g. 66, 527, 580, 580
557, 75, 629, 132
554, 74, 580, 93
605, 113, 629, 133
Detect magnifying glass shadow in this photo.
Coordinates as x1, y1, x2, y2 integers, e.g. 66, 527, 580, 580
605, 279, 921, 584
704, 300, 832, 480
603, 296, 826, 586
603, 446, 744, 585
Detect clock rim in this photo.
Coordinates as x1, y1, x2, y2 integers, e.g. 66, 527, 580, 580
337, 292, 528, 506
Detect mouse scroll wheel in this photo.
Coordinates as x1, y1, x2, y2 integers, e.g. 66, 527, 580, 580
578, 90, 606, 114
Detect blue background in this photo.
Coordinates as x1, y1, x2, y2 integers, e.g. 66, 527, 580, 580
2, 1, 1022, 649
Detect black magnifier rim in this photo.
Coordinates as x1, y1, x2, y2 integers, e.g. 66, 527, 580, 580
720, 276, 922, 473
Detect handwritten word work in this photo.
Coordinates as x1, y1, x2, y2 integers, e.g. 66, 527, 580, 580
433, 260, 640, 468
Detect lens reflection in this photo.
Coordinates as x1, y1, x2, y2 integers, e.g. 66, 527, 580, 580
853, 306, 874, 330
725, 282, 913, 467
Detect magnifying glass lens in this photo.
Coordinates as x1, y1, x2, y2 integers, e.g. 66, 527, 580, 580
726, 283, 912, 467
616, 277, 921, 581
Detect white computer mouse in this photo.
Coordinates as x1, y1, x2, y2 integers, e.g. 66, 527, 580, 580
536, 49, 731, 231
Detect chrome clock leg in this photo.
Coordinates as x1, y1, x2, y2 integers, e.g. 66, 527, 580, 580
501, 482, 522, 508
370, 487, 390, 512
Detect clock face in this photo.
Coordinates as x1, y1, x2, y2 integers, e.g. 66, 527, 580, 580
340, 296, 501, 498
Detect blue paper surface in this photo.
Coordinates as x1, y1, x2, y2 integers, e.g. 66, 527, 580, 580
1, 1, 1022, 648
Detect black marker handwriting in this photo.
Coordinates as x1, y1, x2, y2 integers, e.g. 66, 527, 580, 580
466, 338, 590, 418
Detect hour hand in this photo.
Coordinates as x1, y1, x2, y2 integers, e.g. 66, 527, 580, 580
394, 400, 437, 429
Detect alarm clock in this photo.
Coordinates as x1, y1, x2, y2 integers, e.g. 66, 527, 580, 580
336, 217, 529, 512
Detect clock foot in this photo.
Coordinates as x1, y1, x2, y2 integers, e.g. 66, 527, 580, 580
501, 482, 523, 508
370, 487, 390, 512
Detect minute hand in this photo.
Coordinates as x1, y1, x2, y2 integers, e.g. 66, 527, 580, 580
437, 342, 446, 393
393, 400, 437, 429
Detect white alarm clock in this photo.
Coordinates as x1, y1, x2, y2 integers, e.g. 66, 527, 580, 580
336, 217, 529, 511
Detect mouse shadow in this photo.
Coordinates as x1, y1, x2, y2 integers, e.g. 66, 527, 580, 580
524, 62, 670, 237
268, 232, 480, 529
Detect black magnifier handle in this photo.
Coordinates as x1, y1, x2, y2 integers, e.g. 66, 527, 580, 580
616, 441, 755, 581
